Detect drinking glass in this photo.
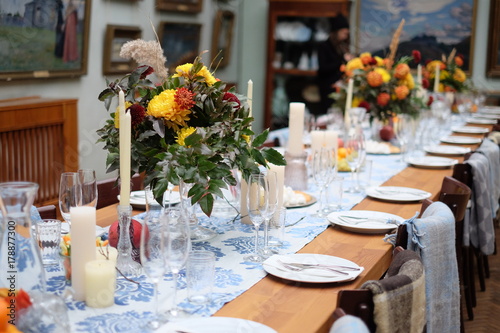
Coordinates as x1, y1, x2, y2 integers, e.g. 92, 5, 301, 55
140, 203, 168, 329
78, 169, 98, 208
311, 148, 334, 217
165, 207, 191, 319
344, 129, 366, 193
261, 170, 278, 257
58, 172, 80, 226
245, 173, 269, 263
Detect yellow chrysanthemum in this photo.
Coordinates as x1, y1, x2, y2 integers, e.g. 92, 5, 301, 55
345, 58, 364, 71
114, 101, 132, 128
398, 73, 415, 90
173, 63, 193, 77
242, 134, 251, 144
197, 66, 217, 85
426, 60, 444, 77
374, 56, 384, 66
352, 96, 363, 108
440, 70, 450, 80
176, 127, 197, 146
148, 89, 191, 131
173, 63, 217, 86
453, 68, 466, 82
374, 67, 391, 82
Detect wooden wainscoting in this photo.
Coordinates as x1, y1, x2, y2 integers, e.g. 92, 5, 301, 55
0, 96, 79, 206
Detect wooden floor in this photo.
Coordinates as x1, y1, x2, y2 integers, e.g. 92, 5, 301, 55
463, 224, 500, 332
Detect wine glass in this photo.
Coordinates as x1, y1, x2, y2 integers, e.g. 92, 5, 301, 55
165, 207, 191, 319
344, 129, 366, 193
261, 170, 278, 257
311, 148, 334, 217
140, 203, 168, 329
58, 172, 80, 229
245, 173, 269, 263
78, 169, 97, 208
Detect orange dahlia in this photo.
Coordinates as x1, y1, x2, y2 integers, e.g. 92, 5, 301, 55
394, 63, 410, 79
394, 85, 410, 100
367, 70, 383, 87
377, 92, 391, 106
455, 56, 464, 67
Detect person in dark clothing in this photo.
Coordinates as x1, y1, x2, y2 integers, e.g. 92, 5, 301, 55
54, 0, 65, 58
317, 14, 353, 114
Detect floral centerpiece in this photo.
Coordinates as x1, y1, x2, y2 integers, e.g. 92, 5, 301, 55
97, 40, 285, 216
331, 20, 425, 122
423, 49, 470, 93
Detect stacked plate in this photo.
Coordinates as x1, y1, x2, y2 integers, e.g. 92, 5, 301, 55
440, 136, 482, 145
406, 156, 458, 169
451, 126, 489, 134
424, 145, 471, 156
466, 117, 497, 125
327, 210, 404, 234
365, 186, 432, 202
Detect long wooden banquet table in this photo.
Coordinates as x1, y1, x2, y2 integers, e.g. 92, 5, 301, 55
95, 124, 492, 333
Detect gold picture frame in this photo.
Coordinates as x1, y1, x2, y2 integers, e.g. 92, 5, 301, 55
211, 10, 235, 69
103, 25, 142, 75
156, 0, 203, 13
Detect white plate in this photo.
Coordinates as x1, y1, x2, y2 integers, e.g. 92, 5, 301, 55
407, 156, 458, 169
466, 117, 497, 125
424, 145, 471, 156
157, 317, 277, 333
365, 186, 432, 202
451, 126, 489, 134
118, 190, 181, 210
473, 113, 500, 120
327, 210, 403, 234
478, 107, 500, 114
262, 254, 363, 283
440, 136, 482, 145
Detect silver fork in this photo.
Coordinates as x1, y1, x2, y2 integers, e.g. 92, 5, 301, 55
277, 260, 349, 275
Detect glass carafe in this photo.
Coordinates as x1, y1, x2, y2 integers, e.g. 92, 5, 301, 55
0, 182, 46, 292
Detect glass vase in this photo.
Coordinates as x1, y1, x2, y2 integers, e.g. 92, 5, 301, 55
179, 180, 216, 242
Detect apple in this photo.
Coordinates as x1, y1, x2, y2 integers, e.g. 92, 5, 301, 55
337, 137, 344, 148
379, 125, 395, 141
108, 219, 147, 263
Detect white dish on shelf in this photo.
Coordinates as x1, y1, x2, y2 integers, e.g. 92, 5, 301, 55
263, 253, 363, 283
440, 136, 482, 145
327, 210, 403, 234
365, 186, 432, 202
424, 145, 471, 156
451, 126, 489, 134
407, 156, 458, 169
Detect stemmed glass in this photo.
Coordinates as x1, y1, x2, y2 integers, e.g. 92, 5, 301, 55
78, 169, 97, 208
245, 173, 269, 263
140, 202, 168, 329
311, 148, 335, 217
165, 207, 191, 319
261, 170, 278, 257
344, 129, 366, 193
58, 172, 80, 229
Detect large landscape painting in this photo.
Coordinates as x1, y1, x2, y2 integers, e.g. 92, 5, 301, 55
357, 0, 475, 72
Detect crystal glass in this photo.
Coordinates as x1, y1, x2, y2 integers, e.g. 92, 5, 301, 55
165, 207, 191, 319
261, 170, 278, 257
179, 180, 216, 242
344, 129, 366, 193
140, 203, 168, 329
58, 172, 80, 226
245, 173, 269, 263
311, 148, 335, 217
78, 169, 98, 208
116, 205, 142, 278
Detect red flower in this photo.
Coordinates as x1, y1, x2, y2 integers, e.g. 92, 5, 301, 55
427, 95, 434, 107
358, 101, 370, 111
137, 65, 154, 79
223, 92, 241, 109
422, 78, 430, 89
174, 87, 196, 110
128, 104, 146, 128
412, 50, 421, 64
368, 57, 378, 65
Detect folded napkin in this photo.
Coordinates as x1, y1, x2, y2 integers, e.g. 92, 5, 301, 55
361, 249, 426, 333
466, 152, 496, 255
405, 202, 459, 333
476, 138, 500, 215
329, 315, 370, 333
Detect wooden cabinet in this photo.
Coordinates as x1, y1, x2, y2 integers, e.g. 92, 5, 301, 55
0, 96, 78, 206
265, 0, 350, 129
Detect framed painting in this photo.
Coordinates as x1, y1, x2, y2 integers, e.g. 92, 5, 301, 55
0, 0, 91, 80
356, 0, 477, 73
158, 22, 201, 70
156, 0, 203, 13
103, 25, 142, 75
211, 10, 235, 69
487, 0, 500, 77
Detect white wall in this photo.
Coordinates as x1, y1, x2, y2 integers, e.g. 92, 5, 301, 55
0, 0, 497, 181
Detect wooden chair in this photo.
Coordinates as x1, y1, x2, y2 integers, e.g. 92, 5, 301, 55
96, 174, 144, 209
36, 205, 57, 220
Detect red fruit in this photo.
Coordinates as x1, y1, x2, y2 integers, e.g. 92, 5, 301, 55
379, 125, 394, 141
108, 219, 147, 263
337, 137, 344, 148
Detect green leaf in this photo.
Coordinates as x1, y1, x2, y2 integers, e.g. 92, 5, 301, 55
252, 129, 269, 147
262, 148, 286, 166
198, 194, 214, 217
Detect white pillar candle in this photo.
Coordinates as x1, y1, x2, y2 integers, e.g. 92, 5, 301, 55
85, 259, 116, 308
96, 246, 118, 264
247, 79, 253, 118
417, 64, 422, 86
119, 90, 131, 206
269, 163, 285, 221
70, 206, 97, 301
324, 130, 338, 153
433, 65, 440, 93
310, 130, 325, 154
344, 79, 353, 129
287, 102, 305, 155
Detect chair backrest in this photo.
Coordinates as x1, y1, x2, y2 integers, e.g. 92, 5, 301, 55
96, 174, 144, 209
336, 290, 375, 332
395, 199, 433, 249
